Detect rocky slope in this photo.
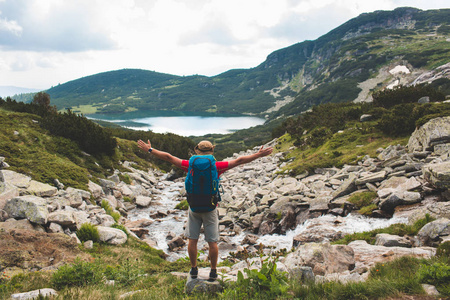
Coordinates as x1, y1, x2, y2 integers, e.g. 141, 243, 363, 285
0, 116, 449, 296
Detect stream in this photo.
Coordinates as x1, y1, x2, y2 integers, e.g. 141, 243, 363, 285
127, 179, 409, 262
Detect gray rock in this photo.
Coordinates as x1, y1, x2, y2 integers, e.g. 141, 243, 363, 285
421, 284, 440, 296
48, 211, 76, 227
355, 171, 386, 186
168, 235, 186, 250
135, 195, 152, 207
185, 277, 222, 295
48, 222, 64, 233
283, 242, 355, 276
417, 218, 450, 246
88, 180, 104, 199
11, 288, 58, 299
24, 180, 57, 197
408, 116, 450, 152
0, 182, 19, 210
4, 196, 49, 225
379, 191, 422, 214
375, 233, 412, 248
84, 240, 94, 249
97, 226, 127, 245
423, 161, 450, 189
331, 173, 357, 199
2, 170, 31, 188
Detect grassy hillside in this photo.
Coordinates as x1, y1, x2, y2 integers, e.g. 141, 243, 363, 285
45, 8, 449, 119
0, 99, 195, 190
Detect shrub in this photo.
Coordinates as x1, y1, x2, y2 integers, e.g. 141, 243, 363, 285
359, 204, 378, 216
51, 258, 102, 289
222, 256, 289, 299
112, 223, 129, 236
175, 200, 189, 210
436, 241, 450, 259
76, 223, 100, 243
418, 261, 450, 296
347, 191, 377, 209
101, 200, 121, 222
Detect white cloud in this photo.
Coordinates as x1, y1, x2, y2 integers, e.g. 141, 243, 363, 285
0, 0, 448, 89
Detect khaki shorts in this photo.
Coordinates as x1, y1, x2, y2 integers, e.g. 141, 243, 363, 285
185, 209, 219, 242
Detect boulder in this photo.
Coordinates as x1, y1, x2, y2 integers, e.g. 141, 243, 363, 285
60, 188, 84, 208
331, 173, 357, 199
168, 235, 186, 250
379, 191, 422, 214
355, 171, 386, 186
185, 277, 222, 295
48, 211, 76, 227
23, 180, 57, 197
2, 170, 31, 188
423, 161, 450, 189
4, 196, 49, 225
0, 182, 19, 210
348, 240, 435, 271
0, 218, 40, 231
135, 195, 152, 207
416, 218, 450, 247
283, 242, 355, 276
375, 233, 412, 248
97, 226, 127, 245
88, 180, 104, 199
11, 288, 58, 299
408, 116, 450, 152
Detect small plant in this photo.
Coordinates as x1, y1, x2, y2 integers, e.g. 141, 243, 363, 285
51, 258, 102, 289
119, 173, 132, 184
222, 256, 289, 299
175, 200, 189, 210
418, 261, 450, 296
111, 223, 129, 236
104, 258, 143, 286
101, 200, 121, 222
358, 203, 378, 216
122, 196, 132, 203
436, 241, 450, 258
76, 223, 100, 243
347, 191, 377, 210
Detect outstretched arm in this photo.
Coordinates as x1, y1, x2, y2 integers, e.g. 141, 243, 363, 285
227, 145, 273, 169
137, 139, 183, 168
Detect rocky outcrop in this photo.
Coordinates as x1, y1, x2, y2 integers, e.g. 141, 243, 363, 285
407, 116, 450, 153
4, 196, 49, 225
283, 242, 355, 276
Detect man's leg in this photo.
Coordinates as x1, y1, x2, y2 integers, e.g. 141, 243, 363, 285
188, 238, 198, 268
208, 241, 218, 269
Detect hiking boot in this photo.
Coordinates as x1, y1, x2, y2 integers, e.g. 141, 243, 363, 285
208, 269, 217, 282
190, 266, 198, 279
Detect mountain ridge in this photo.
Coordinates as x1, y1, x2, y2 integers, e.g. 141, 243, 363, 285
44, 7, 450, 118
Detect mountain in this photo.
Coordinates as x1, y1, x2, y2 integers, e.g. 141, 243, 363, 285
46, 7, 450, 118
0, 86, 40, 98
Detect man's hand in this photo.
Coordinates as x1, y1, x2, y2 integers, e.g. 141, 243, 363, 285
257, 146, 273, 157
137, 139, 152, 152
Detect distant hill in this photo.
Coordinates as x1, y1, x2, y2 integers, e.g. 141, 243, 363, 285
0, 86, 40, 99
46, 7, 450, 119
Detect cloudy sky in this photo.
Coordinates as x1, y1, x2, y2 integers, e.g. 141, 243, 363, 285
0, 0, 448, 90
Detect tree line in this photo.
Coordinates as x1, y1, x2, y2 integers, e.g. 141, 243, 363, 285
0, 93, 194, 161
274, 82, 449, 148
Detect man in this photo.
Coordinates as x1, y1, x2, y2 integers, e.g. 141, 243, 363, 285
137, 139, 273, 281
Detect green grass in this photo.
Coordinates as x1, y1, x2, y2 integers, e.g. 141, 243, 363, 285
333, 214, 436, 245
281, 127, 409, 176
0, 109, 154, 190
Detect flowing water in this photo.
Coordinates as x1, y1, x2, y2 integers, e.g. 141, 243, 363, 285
127, 179, 409, 261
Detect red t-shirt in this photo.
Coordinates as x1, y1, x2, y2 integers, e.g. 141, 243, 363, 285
181, 159, 229, 177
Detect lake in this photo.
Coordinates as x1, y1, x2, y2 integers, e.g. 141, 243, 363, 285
86, 110, 266, 136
